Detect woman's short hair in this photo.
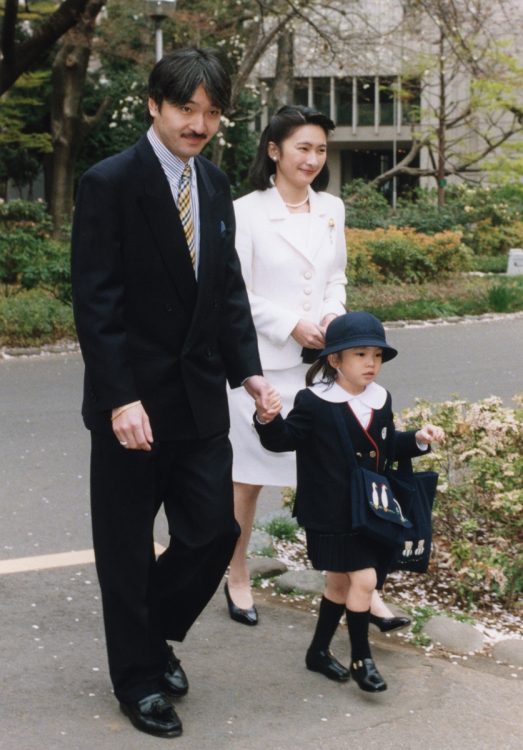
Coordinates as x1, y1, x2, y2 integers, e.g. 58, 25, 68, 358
148, 47, 231, 116
249, 104, 335, 191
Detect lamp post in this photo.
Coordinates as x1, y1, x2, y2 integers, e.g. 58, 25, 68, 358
145, 0, 177, 62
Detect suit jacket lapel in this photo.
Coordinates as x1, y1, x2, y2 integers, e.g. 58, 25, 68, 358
135, 136, 197, 311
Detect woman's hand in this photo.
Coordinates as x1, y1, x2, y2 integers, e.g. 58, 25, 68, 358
415, 424, 446, 446
319, 313, 337, 335
291, 319, 325, 349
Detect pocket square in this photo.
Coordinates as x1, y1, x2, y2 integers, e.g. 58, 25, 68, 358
219, 220, 226, 237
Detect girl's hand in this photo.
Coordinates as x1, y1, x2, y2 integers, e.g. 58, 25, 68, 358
415, 423, 446, 446
256, 388, 282, 424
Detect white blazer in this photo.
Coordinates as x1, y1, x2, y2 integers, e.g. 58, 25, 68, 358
234, 186, 347, 370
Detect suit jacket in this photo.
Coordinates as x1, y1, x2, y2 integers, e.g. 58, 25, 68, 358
254, 387, 425, 533
233, 187, 347, 370
71, 135, 262, 440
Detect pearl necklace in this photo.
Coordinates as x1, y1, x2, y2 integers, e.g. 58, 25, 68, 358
284, 195, 309, 209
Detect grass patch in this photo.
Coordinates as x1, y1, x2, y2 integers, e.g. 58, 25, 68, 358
408, 604, 436, 647
263, 517, 299, 542
348, 275, 523, 321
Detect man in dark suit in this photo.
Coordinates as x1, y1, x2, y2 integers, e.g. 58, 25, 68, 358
71, 48, 272, 738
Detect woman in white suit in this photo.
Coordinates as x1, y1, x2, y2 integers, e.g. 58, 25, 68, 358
225, 105, 346, 622
225, 105, 412, 640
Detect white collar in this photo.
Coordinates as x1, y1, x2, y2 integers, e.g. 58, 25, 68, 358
308, 380, 387, 409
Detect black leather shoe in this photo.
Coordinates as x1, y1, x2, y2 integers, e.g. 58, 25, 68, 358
224, 582, 258, 626
350, 658, 387, 692
306, 649, 350, 682
120, 692, 182, 737
369, 613, 411, 632
162, 646, 189, 697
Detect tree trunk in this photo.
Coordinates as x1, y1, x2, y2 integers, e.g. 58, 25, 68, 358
48, 0, 106, 234
269, 30, 294, 110
436, 31, 446, 208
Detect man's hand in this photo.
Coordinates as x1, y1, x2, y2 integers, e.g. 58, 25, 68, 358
290, 319, 325, 349
243, 375, 278, 414
112, 402, 154, 451
415, 423, 445, 446
255, 387, 282, 424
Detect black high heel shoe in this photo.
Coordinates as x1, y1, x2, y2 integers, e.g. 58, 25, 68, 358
369, 613, 411, 632
350, 657, 387, 692
224, 582, 258, 626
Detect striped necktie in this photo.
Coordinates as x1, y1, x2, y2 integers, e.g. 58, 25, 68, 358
177, 164, 195, 267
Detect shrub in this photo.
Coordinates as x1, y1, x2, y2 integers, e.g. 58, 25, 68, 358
342, 179, 390, 229
464, 219, 523, 257
345, 227, 472, 285
398, 396, 523, 608
0, 200, 71, 303
0, 289, 75, 346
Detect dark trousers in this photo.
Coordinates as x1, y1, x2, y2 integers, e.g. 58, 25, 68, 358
90, 431, 239, 702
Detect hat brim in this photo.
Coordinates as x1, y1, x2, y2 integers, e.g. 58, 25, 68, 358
319, 337, 398, 362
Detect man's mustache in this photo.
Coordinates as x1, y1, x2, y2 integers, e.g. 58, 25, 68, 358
182, 131, 207, 139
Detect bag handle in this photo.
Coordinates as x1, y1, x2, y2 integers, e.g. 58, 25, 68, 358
385, 455, 415, 477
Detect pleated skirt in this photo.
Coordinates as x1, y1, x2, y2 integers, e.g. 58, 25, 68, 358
306, 530, 391, 587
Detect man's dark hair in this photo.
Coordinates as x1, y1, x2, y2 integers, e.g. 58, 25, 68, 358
148, 47, 231, 115
249, 104, 335, 192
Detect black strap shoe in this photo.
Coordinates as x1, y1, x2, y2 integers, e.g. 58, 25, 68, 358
162, 646, 189, 697
369, 614, 411, 632
120, 692, 182, 737
306, 649, 350, 682
350, 657, 387, 692
224, 582, 258, 626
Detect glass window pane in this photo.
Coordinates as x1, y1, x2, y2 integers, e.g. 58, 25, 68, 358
401, 79, 421, 124
294, 78, 309, 107
379, 77, 394, 126
358, 77, 375, 126
335, 77, 352, 125
313, 77, 331, 117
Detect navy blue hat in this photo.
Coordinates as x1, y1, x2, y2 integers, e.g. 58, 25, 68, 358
320, 311, 398, 362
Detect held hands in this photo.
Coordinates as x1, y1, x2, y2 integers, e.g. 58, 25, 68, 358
255, 387, 282, 424
112, 401, 153, 451
415, 423, 446, 446
243, 375, 282, 424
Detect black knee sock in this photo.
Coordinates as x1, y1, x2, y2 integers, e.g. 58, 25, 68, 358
308, 597, 345, 653
345, 608, 371, 662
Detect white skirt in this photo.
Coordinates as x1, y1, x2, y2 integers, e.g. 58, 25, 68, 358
228, 363, 309, 486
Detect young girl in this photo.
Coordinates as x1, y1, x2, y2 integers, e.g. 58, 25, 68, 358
254, 311, 445, 693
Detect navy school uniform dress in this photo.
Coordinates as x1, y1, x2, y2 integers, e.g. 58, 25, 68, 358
254, 380, 427, 584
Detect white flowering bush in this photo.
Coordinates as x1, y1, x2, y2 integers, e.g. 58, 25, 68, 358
398, 396, 523, 609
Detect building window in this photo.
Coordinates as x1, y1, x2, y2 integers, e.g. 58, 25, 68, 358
379, 78, 395, 126
294, 78, 309, 107
357, 78, 375, 126
401, 79, 421, 124
312, 77, 331, 116
335, 77, 353, 125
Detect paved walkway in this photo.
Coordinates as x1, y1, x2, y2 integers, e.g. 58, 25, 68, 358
1, 316, 522, 749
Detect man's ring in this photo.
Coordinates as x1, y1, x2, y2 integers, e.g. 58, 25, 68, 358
119, 441, 128, 446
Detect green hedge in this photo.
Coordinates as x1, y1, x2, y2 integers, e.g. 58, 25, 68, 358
0, 289, 75, 346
